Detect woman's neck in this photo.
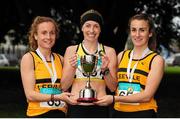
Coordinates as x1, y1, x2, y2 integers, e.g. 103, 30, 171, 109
133, 46, 149, 59
38, 47, 52, 61
82, 40, 98, 54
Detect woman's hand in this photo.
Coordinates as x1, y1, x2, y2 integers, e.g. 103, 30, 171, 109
101, 54, 110, 72
69, 53, 78, 68
94, 95, 114, 106
58, 92, 78, 105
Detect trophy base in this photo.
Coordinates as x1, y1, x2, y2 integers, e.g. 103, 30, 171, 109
77, 97, 98, 103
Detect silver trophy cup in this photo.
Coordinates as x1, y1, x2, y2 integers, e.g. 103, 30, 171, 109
77, 55, 98, 103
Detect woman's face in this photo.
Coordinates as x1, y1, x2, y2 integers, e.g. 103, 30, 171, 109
130, 19, 152, 48
34, 21, 56, 50
81, 20, 101, 42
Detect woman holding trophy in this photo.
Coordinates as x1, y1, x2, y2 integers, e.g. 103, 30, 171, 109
20, 16, 76, 117
61, 9, 118, 118
94, 13, 164, 117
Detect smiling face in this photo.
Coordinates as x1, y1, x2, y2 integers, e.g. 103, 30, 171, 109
130, 19, 152, 48
81, 20, 101, 42
34, 21, 56, 50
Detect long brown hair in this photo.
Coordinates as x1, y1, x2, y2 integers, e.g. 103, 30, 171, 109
28, 16, 60, 50
127, 13, 157, 51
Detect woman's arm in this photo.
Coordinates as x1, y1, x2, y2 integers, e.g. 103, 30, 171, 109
20, 53, 76, 104
115, 55, 164, 103
21, 53, 52, 102
95, 54, 164, 106
102, 46, 118, 92
61, 46, 77, 91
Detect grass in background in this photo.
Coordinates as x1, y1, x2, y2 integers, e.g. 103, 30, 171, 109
165, 66, 180, 74
0, 66, 19, 70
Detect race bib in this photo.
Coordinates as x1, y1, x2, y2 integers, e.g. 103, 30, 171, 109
40, 88, 66, 108
117, 82, 141, 105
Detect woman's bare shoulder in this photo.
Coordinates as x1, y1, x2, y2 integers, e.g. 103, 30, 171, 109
66, 45, 78, 52
103, 45, 116, 54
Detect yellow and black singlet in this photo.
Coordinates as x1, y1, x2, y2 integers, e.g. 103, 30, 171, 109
114, 50, 158, 112
26, 51, 67, 117
75, 43, 105, 82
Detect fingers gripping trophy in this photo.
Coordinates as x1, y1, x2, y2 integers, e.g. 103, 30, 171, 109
77, 54, 99, 103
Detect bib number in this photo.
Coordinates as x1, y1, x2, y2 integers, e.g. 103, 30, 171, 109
40, 88, 65, 108
40, 100, 65, 108
118, 82, 141, 105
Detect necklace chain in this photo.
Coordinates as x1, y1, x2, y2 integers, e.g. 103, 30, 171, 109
82, 40, 100, 55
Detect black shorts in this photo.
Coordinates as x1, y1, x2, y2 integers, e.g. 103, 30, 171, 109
26, 110, 66, 118
67, 105, 109, 118
111, 109, 157, 118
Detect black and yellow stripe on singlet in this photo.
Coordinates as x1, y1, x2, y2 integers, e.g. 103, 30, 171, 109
26, 51, 67, 117
114, 50, 158, 112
